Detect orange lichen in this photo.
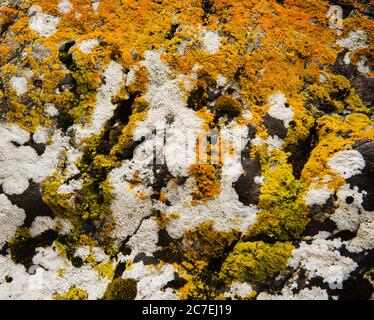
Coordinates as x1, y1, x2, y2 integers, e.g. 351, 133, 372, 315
1, 0, 373, 299
189, 163, 221, 203
301, 112, 374, 189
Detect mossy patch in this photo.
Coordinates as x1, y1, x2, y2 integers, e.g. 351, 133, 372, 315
214, 95, 242, 118
102, 277, 137, 300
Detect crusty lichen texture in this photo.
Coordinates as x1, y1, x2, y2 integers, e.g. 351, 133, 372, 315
0, 0, 373, 300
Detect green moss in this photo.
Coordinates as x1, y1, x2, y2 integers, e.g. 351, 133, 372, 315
54, 287, 89, 300
220, 241, 294, 284
102, 278, 137, 300
214, 95, 242, 117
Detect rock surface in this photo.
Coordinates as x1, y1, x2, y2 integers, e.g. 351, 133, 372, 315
0, 0, 373, 300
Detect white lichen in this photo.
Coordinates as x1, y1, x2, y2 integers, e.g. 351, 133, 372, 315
251, 135, 284, 151
122, 262, 178, 300
92, 0, 100, 12
267, 93, 294, 128
0, 245, 109, 299
10, 76, 28, 96
304, 185, 332, 207
28, 6, 60, 38
29, 216, 71, 238
201, 31, 221, 54
336, 30, 367, 51
346, 219, 374, 253
127, 218, 160, 258
328, 150, 365, 179
289, 239, 358, 288
57, 0, 73, 14
224, 282, 254, 300
330, 184, 364, 232
257, 287, 329, 300
0, 195, 26, 247
79, 39, 99, 54
0, 124, 66, 195
357, 57, 371, 74
73, 61, 124, 142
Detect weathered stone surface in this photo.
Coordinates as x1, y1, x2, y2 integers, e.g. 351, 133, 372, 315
0, 0, 373, 300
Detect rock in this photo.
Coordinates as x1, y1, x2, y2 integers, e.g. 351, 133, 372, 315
0, 0, 373, 300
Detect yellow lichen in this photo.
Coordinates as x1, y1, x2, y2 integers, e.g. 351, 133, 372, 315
174, 221, 239, 299
189, 163, 221, 203
94, 259, 115, 280
301, 113, 374, 189
248, 148, 309, 241
110, 111, 147, 158
2, 0, 373, 299
53, 287, 89, 300
220, 241, 294, 284
305, 74, 369, 115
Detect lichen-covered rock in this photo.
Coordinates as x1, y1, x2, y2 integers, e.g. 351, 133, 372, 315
0, 0, 373, 300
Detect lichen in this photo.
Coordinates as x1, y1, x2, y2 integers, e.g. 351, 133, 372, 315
301, 112, 373, 189
53, 287, 89, 300
214, 95, 242, 117
102, 277, 137, 300
188, 163, 221, 203
110, 111, 147, 158
1, 0, 373, 301
8, 227, 33, 265
305, 73, 369, 115
220, 241, 294, 284
247, 148, 309, 241
173, 221, 239, 299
